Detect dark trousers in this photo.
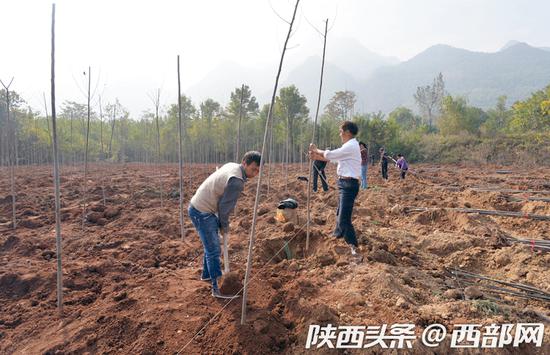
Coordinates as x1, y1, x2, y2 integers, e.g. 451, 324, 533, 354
400, 170, 407, 179
381, 163, 388, 180
334, 178, 359, 247
313, 167, 328, 192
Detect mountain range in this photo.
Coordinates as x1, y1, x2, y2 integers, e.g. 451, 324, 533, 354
186, 39, 550, 114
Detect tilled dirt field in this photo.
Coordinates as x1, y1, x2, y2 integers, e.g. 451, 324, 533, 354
0, 162, 549, 354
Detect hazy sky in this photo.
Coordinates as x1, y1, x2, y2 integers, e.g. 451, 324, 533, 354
2, 0, 549, 116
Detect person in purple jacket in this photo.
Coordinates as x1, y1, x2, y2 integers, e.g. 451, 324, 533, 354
395, 154, 409, 179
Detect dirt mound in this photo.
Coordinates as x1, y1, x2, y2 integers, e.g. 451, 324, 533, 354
0, 273, 44, 299
219, 271, 243, 295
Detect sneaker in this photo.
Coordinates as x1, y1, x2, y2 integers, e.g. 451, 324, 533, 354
200, 277, 211, 282
212, 288, 240, 299
351, 246, 358, 255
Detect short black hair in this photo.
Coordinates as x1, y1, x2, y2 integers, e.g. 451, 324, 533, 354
340, 121, 358, 136
359, 141, 367, 148
397, 154, 403, 157
242, 151, 261, 165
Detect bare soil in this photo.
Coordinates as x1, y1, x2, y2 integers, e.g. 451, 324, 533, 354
0, 162, 549, 354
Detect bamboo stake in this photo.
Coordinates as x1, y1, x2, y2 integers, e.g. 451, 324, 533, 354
405, 206, 550, 221
306, 19, 328, 251
82, 66, 91, 227
450, 268, 550, 301
267, 114, 273, 195
471, 187, 549, 194
50, 3, 64, 315
176, 55, 185, 241
241, 0, 300, 325
504, 195, 550, 203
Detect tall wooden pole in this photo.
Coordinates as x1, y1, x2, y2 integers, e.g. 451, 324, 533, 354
241, 0, 300, 325
82, 66, 91, 227
306, 19, 328, 251
177, 55, 185, 241
50, 3, 64, 315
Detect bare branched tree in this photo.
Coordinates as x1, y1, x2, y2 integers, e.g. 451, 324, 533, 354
414, 72, 446, 128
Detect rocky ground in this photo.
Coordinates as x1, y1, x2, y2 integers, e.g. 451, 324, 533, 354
0, 162, 549, 354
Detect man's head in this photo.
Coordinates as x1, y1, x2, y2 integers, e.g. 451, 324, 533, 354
338, 121, 358, 143
379, 147, 385, 153
241, 151, 261, 178
359, 141, 367, 149
397, 154, 403, 158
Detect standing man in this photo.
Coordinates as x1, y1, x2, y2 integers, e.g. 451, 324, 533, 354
380, 147, 389, 180
188, 151, 261, 298
312, 159, 329, 192
309, 121, 362, 256
359, 142, 369, 189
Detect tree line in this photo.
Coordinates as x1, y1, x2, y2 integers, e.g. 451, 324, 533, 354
1, 76, 549, 167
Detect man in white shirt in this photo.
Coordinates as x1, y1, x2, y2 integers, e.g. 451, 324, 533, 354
309, 121, 362, 255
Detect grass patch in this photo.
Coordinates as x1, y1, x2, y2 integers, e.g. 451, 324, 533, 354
473, 300, 500, 316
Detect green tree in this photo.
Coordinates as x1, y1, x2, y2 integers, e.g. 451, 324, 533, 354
227, 85, 259, 119
275, 85, 309, 163
388, 106, 422, 130
324, 90, 356, 120
482, 96, 511, 135
438, 95, 487, 136
508, 85, 550, 133
199, 98, 221, 123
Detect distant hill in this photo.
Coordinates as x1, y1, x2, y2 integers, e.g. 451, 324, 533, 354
361, 42, 550, 112
186, 37, 398, 109
184, 61, 271, 106
187, 40, 550, 114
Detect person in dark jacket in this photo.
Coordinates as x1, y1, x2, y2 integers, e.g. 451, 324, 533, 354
380, 147, 389, 180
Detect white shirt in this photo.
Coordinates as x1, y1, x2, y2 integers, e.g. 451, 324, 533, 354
323, 138, 361, 179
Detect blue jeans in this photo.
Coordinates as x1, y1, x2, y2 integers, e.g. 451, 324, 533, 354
188, 205, 222, 281
334, 179, 359, 247
361, 164, 368, 189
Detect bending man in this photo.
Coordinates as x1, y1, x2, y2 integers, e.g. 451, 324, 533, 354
188, 151, 261, 298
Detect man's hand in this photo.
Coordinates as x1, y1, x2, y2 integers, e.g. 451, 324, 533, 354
309, 143, 324, 160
